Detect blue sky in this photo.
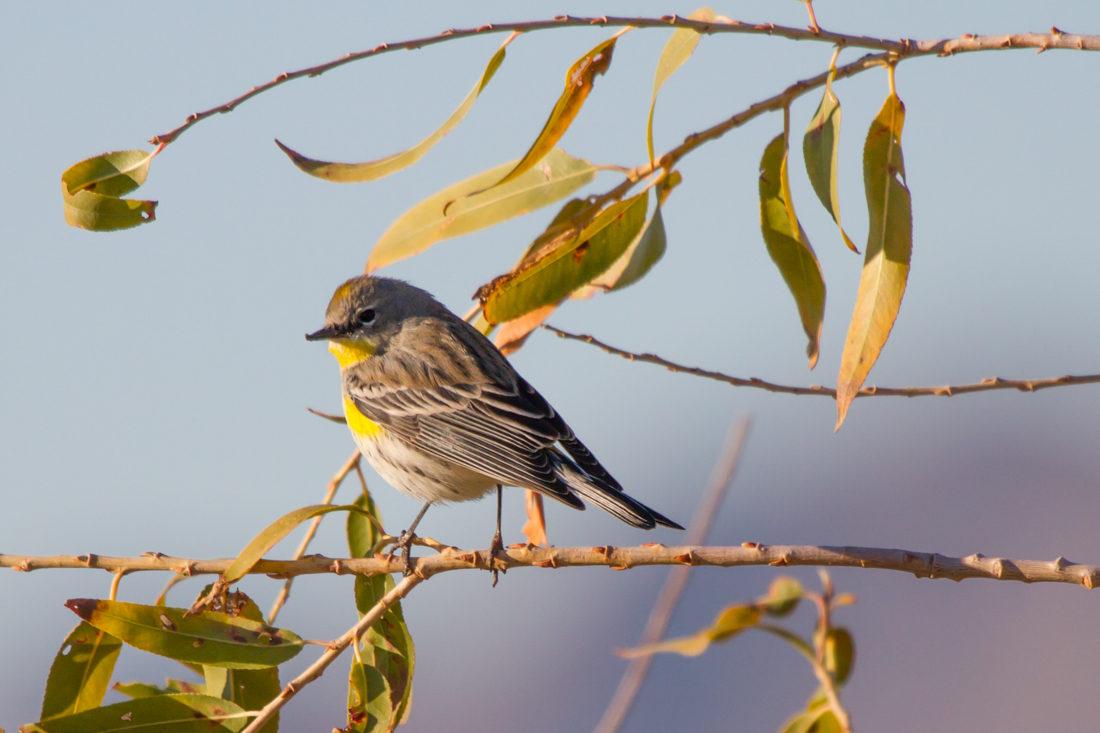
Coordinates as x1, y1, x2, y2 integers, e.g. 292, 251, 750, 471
2, 2, 1099, 731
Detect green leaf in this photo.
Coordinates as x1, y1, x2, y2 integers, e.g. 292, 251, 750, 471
803, 69, 857, 253
346, 491, 414, 732
347, 660, 393, 733
61, 150, 157, 231
480, 192, 648, 324
756, 576, 803, 617
19, 694, 246, 733
222, 504, 371, 585
64, 599, 302, 670
367, 149, 595, 272
113, 679, 205, 699
779, 707, 841, 733
276, 39, 509, 183
647, 8, 716, 166
779, 711, 818, 733
836, 91, 912, 430
824, 627, 855, 685
618, 603, 761, 659
809, 709, 843, 733
40, 622, 123, 719
478, 37, 615, 195
347, 490, 385, 560
760, 133, 827, 369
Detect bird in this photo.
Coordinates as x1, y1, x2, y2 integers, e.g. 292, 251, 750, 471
306, 275, 683, 579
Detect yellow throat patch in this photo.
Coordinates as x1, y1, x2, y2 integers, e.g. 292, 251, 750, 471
328, 338, 375, 368
342, 395, 384, 439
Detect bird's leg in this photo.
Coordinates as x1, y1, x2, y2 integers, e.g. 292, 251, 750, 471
489, 485, 505, 587
389, 501, 432, 576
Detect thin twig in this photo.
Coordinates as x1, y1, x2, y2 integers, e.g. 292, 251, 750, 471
239, 573, 423, 733
147, 19, 1100, 147
594, 417, 752, 733
543, 325, 1100, 399
4, 544, 1098, 589
267, 449, 361, 623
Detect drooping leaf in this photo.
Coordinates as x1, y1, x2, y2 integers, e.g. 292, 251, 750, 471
19, 694, 246, 733
618, 604, 761, 659
521, 490, 549, 547
347, 490, 385, 560
222, 504, 371, 585
276, 39, 509, 183
367, 149, 595, 272
824, 628, 855, 685
756, 576, 803, 617
803, 69, 857, 253
113, 679, 205, 699
760, 133, 826, 369
346, 492, 414, 732
347, 659, 393, 733
61, 150, 157, 231
835, 92, 912, 430
494, 303, 559, 356
64, 599, 302, 670
476, 37, 615, 196
647, 8, 717, 166
40, 622, 123, 719
480, 192, 648, 324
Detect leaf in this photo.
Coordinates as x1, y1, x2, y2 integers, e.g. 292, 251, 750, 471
113, 679, 205, 699
40, 622, 123, 719
222, 504, 371, 585
61, 150, 157, 231
347, 492, 414, 732
647, 8, 716, 166
521, 490, 548, 546
480, 192, 648, 324
835, 92, 912, 430
760, 133, 827, 369
347, 659, 393, 733
779, 707, 841, 733
824, 628, 855, 685
618, 603, 761, 659
477, 37, 615, 195
64, 599, 302, 670
588, 202, 667, 293
276, 39, 509, 183
19, 694, 247, 733
367, 149, 595, 272
347, 491, 385, 560
494, 304, 558, 356
809, 710, 843, 733
803, 69, 857, 253
756, 576, 803, 617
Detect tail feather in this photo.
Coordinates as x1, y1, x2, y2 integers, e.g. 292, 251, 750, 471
552, 457, 683, 530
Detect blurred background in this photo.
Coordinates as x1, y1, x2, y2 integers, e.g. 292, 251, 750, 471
2, 2, 1099, 731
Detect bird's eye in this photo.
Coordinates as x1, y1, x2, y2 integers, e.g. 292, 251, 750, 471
357, 308, 376, 326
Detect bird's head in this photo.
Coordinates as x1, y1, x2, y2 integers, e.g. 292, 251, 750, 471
306, 275, 439, 368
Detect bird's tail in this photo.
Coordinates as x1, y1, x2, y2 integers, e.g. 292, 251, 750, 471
552, 457, 683, 530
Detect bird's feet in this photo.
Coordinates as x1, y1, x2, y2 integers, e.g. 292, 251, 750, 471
387, 529, 418, 577
488, 529, 505, 588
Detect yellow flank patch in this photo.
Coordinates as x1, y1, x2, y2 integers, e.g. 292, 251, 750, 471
343, 395, 384, 439
328, 338, 375, 368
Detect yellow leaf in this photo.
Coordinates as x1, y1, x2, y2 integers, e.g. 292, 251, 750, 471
835, 91, 912, 430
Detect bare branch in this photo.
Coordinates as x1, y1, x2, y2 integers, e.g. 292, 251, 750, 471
240, 573, 423, 733
4, 544, 1097, 589
543, 325, 1100, 399
595, 417, 751, 733
147, 17, 1100, 146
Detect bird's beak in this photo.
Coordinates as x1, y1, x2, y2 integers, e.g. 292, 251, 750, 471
305, 326, 341, 342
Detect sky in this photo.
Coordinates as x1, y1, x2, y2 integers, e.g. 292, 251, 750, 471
2, 2, 1099, 731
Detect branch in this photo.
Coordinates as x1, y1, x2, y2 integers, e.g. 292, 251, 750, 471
4, 544, 1097, 589
147, 17, 1099, 146
240, 573, 423, 733
543, 325, 1100, 399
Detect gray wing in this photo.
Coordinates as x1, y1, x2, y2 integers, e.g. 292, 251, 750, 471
346, 375, 590, 509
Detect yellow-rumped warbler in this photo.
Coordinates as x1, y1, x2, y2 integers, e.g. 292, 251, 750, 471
306, 276, 682, 567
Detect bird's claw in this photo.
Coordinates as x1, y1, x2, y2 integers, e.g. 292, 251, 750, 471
387, 529, 417, 577
488, 530, 505, 588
